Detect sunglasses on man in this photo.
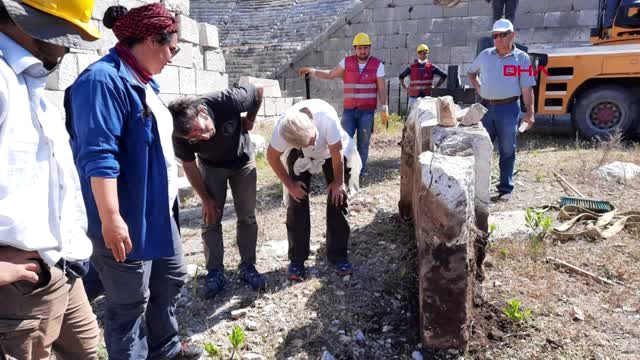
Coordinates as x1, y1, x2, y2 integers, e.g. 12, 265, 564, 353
492, 31, 512, 40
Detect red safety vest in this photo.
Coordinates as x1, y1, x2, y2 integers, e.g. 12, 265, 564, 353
409, 61, 434, 97
343, 55, 380, 111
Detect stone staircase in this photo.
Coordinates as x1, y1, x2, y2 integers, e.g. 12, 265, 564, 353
191, 0, 359, 84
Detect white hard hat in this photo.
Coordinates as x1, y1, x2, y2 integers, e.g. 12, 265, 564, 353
491, 19, 514, 33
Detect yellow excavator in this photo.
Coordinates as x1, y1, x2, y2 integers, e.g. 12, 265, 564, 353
531, 0, 640, 138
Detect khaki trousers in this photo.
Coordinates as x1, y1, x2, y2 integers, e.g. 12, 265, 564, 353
0, 264, 99, 360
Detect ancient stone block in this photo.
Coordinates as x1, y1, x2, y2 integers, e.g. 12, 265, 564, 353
238, 77, 282, 98
44, 90, 66, 119
458, 103, 487, 126
46, 54, 78, 91
92, 0, 117, 20
573, 0, 599, 10
415, 151, 475, 350
162, 0, 189, 15
409, 5, 444, 20
154, 65, 180, 94
399, 96, 493, 351
204, 49, 226, 72
431, 125, 493, 232
443, 2, 469, 17
469, 1, 492, 17
192, 45, 204, 69
177, 15, 199, 44
544, 11, 580, 27
195, 70, 227, 94
171, 41, 194, 68
436, 96, 459, 127
451, 45, 477, 63
76, 53, 101, 74
199, 23, 219, 48
178, 67, 196, 95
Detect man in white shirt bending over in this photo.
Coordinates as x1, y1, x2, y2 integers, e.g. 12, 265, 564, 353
266, 99, 361, 281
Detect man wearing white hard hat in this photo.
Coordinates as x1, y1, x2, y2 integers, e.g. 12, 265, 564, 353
467, 19, 536, 202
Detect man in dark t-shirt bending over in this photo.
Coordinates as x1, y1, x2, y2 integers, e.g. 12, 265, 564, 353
169, 85, 264, 299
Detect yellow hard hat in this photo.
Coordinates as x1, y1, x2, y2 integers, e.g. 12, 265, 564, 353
352, 32, 372, 46
416, 44, 430, 53
20, 0, 101, 40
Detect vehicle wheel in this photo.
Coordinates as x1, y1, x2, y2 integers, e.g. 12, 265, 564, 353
572, 86, 638, 139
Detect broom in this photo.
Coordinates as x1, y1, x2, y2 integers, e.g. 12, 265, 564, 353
552, 170, 613, 213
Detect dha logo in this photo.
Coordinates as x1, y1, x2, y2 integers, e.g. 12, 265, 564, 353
503, 65, 549, 77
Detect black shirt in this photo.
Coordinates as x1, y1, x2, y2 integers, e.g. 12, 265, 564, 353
173, 85, 258, 169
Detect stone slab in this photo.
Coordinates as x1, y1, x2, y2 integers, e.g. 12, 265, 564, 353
238, 77, 282, 98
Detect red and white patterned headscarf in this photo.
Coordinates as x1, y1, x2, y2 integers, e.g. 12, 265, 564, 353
112, 3, 179, 41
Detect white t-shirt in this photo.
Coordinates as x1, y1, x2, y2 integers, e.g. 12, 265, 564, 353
338, 57, 385, 77
271, 99, 343, 160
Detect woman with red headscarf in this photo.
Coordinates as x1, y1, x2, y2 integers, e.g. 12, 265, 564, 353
65, 3, 201, 359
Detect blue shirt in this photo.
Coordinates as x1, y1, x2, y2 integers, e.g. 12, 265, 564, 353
468, 46, 537, 100
65, 48, 175, 261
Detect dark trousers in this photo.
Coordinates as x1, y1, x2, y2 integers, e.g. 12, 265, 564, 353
91, 251, 186, 360
286, 149, 351, 264
492, 0, 519, 23
200, 160, 258, 272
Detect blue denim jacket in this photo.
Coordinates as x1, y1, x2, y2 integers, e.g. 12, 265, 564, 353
65, 48, 175, 261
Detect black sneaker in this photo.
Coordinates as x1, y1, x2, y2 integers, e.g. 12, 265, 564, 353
288, 261, 306, 281
173, 342, 203, 360
238, 263, 266, 291
203, 270, 226, 299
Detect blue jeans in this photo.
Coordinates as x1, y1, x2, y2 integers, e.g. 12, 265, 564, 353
91, 251, 186, 360
342, 108, 374, 173
481, 101, 520, 194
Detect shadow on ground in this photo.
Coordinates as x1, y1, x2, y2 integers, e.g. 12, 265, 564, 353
272, 210, 419, 359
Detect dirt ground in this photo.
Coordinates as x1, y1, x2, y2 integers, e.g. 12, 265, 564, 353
91, 120, 640, 359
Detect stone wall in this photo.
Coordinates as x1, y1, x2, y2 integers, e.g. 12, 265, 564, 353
275, 0, 599, 113
45, 0, 228, 115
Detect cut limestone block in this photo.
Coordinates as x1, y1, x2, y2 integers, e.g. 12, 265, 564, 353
436, 96, 459, 127
458, 103, 487, 126
432, 125, 493, 232
177, 15, 199, 44
162, 0, 189, 15
199, 23, 219, 48
398, 96, 437, 220
238, 76, 282, 98
415, 151, 476, 350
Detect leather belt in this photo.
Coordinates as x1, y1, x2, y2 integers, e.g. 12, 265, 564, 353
488, 96, 519, 105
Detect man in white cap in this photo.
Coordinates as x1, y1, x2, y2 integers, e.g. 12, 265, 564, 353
0, 0, 101, 358
467, 19, 536, 202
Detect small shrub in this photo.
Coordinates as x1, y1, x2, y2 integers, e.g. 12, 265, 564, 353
502, 298, 532, 323
203, 342, 221, 358
229, 325, 245, 359
488, 223, 497, 237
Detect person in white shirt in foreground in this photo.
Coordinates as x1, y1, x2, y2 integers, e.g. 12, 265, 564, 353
266, 99, 361, 281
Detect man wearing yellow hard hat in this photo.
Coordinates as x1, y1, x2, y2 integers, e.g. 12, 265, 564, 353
0, 0, 101, 358
298, 32, 388, 176
399, 44, 448, 109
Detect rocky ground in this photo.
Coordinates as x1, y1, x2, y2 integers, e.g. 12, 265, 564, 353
92, 121, 640, 360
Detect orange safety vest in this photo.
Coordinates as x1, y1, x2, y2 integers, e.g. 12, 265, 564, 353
409, 61, 434, 97
343, 55, 380, 111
